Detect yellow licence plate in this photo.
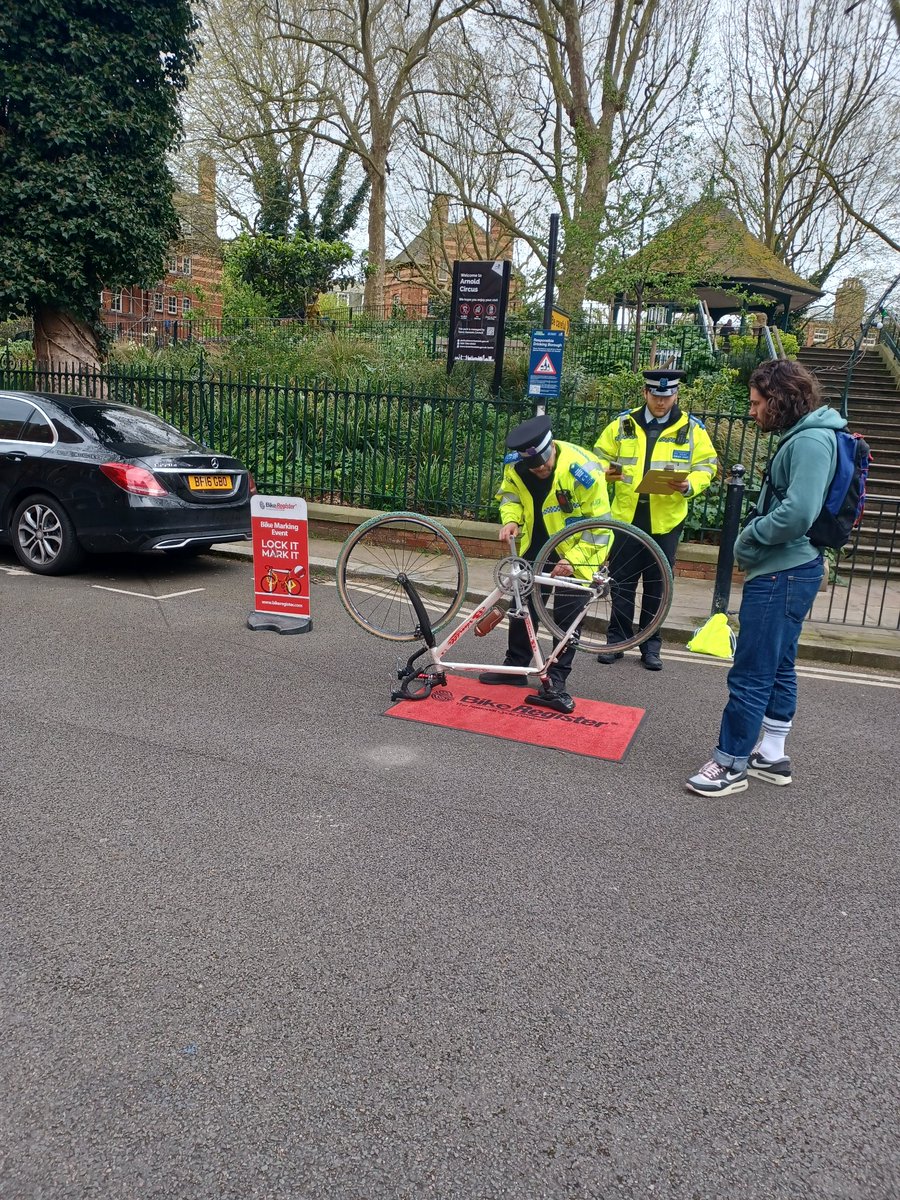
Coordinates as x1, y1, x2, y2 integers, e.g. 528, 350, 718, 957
188, 474, 232, 491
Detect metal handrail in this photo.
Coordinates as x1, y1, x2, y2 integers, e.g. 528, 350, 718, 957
880, 312, 900, 367
770, 326, 787, 358
761, 326, 778, 359
696, 300, 715, 353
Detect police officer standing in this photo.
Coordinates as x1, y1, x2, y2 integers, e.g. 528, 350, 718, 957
479, 415, 612, 712
593, 369, 718, 670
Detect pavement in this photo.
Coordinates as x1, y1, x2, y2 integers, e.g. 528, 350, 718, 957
213, 537, 900, 673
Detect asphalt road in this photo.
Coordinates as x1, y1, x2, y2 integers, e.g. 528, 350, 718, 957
2, 548, 898, 1200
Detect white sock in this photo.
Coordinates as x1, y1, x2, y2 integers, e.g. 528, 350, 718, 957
757, 716, 792, 762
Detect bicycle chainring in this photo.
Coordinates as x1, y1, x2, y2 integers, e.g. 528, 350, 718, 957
494, 556, 534, 598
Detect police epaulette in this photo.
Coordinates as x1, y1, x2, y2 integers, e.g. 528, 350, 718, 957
503, 451, 518, 464
689, 415, 705, 429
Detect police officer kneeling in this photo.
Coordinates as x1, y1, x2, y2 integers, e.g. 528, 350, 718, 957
478, 416, 612, 713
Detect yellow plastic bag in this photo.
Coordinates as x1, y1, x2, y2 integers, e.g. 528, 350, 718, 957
686, 612, 736, 659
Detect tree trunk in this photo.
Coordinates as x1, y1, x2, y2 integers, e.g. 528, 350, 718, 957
362, 161, 388, 312
556, 190, 607, 315
555, 130, 613, 315
33, 306, 103, 381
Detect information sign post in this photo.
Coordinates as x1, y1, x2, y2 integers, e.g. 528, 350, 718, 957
247, 495, 312, 635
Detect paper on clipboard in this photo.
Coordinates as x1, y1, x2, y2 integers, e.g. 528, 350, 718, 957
634, 468, 689, 494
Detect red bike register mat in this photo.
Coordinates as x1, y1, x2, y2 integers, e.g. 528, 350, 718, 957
386, 677, 644, 762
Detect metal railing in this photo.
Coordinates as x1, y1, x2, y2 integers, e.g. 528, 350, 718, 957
0, 361, 762, 535
880, 311, 900, 367
2, 360, 898, 627
82, 311, 722, 378
812, 497, 900, 629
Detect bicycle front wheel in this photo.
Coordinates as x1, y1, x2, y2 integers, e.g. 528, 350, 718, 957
531, 518, 673, 654
336, 512, 468, 641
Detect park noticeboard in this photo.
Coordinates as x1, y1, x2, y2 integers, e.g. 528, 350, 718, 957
446, 260, 512, 373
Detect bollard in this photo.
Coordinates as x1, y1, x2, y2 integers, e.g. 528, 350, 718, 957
711, 464, 746, 615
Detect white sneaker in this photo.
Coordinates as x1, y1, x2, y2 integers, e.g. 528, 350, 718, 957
686, 759, 749, 796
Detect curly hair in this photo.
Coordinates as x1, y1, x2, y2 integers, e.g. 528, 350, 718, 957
748, 359, 823, 431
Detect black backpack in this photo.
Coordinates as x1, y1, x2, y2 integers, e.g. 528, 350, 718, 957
758, 430, 871, 551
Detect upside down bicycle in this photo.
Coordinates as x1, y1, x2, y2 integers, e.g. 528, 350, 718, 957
336, 512, 674, 711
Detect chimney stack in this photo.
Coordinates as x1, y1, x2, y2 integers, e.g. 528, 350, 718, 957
198, 154, 216, 203
430, 193, 450, 229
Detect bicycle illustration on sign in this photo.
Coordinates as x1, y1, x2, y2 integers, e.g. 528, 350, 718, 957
259, 565, 306, 596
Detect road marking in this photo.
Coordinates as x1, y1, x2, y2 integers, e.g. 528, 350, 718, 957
92, 585, 206, 601
0, 565, 31, 576
661, 647, 900, 688
330, 577, 900, 690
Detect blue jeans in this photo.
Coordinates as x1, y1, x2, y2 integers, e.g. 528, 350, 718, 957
714, 557, 823, 770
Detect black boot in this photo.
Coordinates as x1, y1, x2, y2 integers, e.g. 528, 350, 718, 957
640, 650, 663, 671
525, 681, 575, 714
596, 647, 624, 665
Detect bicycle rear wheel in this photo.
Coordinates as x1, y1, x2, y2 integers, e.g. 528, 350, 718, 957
531, 518, 673, 653
337, 512, 468, 641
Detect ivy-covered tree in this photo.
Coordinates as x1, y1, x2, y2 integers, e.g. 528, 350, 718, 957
255, 150, 298, 240
0, 0, 198, 369
296, 149, 369, 244
226, 232, 354, 319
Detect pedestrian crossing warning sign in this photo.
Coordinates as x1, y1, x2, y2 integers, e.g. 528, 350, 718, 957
533, 353, 557, 375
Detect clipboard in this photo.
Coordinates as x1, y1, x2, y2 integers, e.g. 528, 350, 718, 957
634, 468, 689, 494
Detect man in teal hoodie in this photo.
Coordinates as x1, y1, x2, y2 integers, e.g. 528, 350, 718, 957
686, 359, 845, 796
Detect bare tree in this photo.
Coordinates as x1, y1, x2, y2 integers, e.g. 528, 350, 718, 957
180, 0, 352, 235
269, 0, 482, 309
475, 0, 708, 313
713, 0, 900, 288
392, 31, 546, 295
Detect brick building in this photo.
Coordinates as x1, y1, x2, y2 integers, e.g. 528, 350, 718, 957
801, 278, 872, 349
99, 156, 223, 338
386, 196, 515, 315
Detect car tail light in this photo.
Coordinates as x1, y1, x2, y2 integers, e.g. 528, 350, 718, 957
248, 473, 258, 496
100, 462, 168, 497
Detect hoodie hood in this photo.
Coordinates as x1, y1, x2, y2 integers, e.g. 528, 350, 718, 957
779, 404, 847, 445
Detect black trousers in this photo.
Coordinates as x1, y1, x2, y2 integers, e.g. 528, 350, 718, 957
506, 584, 587, 686
606, 501, 681, 657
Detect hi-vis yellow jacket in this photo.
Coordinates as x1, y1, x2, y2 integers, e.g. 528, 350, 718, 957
496, 440, 612, 577
593, 408, 718, 533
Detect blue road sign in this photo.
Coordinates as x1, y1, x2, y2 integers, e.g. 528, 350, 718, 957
528, 330, 565, 399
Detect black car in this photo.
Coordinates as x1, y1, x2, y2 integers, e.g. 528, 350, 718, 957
0, 390, 253, 574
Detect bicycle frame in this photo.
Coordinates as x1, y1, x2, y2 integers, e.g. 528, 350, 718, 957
394, 536, 598, 696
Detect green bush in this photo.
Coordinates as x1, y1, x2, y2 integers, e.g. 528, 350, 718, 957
1, 338, 34, 364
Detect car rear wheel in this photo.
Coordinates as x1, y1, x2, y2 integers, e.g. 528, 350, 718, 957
12, 494, 85, 575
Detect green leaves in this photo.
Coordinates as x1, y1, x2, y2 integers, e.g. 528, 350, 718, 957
0, 0, 197, 323
225, 232, 355, 320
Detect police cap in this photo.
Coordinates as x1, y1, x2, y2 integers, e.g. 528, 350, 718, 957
505, 415, 554, 466
642, 368, 686, 397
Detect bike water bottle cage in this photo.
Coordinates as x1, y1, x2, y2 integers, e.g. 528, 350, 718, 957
555, 488, 574, 513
